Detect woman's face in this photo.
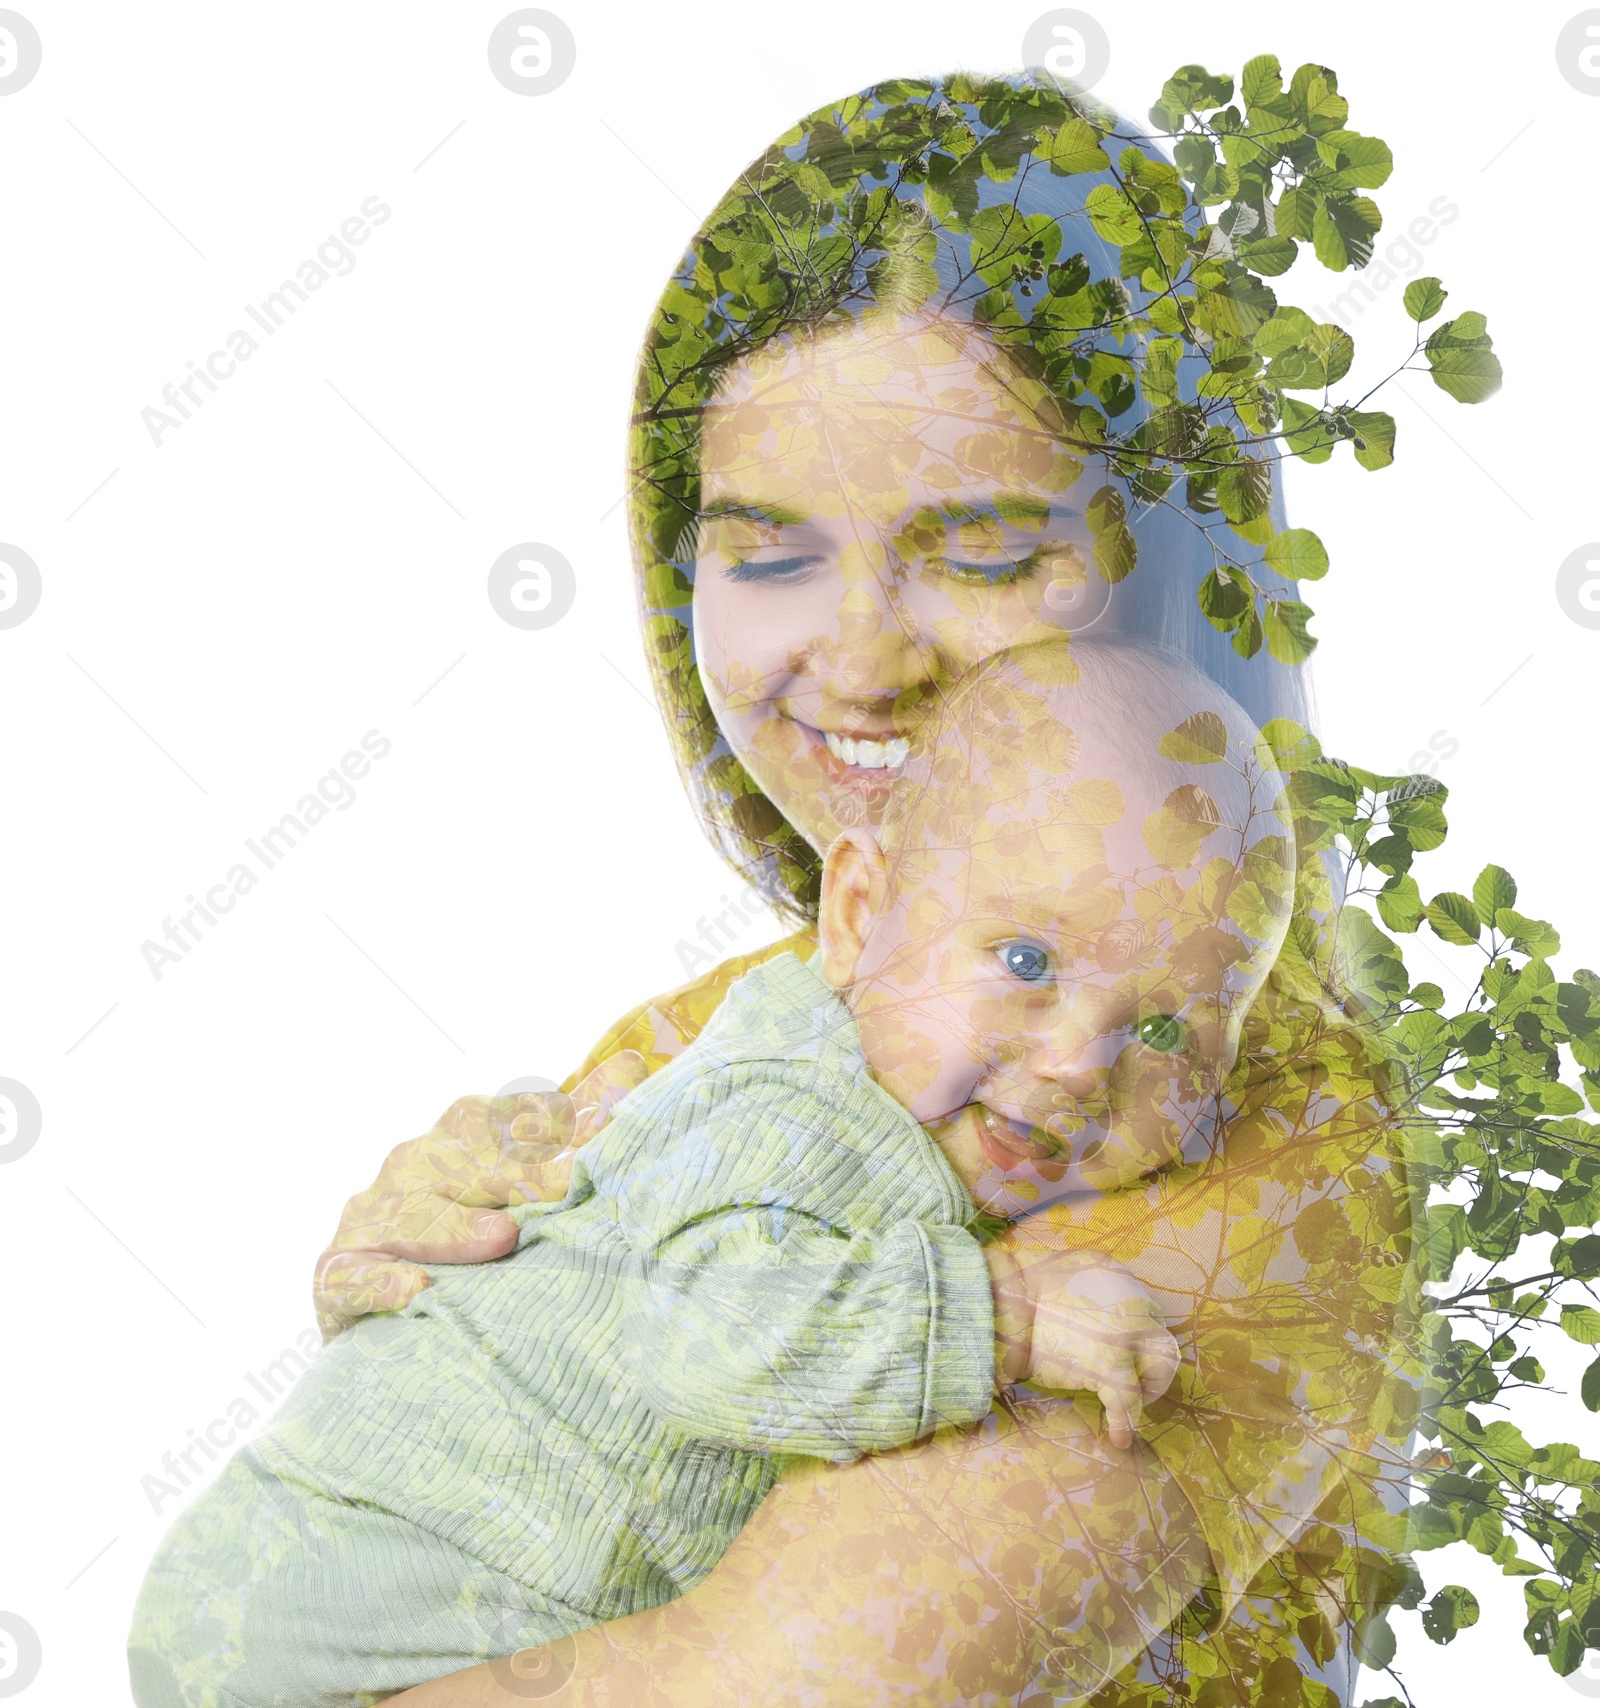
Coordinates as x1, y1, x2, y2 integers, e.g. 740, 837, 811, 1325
691, 312, 1128, 856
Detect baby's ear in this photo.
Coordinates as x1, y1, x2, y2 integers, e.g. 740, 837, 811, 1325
818, 829, 890, 989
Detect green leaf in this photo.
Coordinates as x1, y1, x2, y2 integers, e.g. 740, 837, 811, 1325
1240, 54, 1286, 113
1560, 1304, 1600, 1346
1377, 874, 1423, 934
1472, 864, 1517, 927
1039, 117, 1110, 176
1198, 566, 1251, 629
1158, 710, 1229, 763
1389, 789, 1449, 849
1421, 1584, 1480, 1645
1280, 397, 1336, 463
1315, 129, 1394, 189
1426, 313, 1503, 403
1347, 409, 1396, 471
1496, 908, 1560, 958
1418, 1203, 1467, 1280
1262, 527, 1329, 582
1141, 335, 1185, 411
1428, 345, 1503, 404
1352, 1612, 1397, 1670
1253, 307, 1316, 359
1312, 194, 1381, 270
1582, 1355, 1600, 1412
1258, 717, 1320, 769
1217, 458, 1272, 528
1404, 276, 1447, 322
1084, 184, 1145, 248
1086, 485, 1136, 583
1150, 65, 1234, 131
1274, 184, 1313, 240
1292, 63, 1349, 132
1305, 322, 1355, 386
1234, 234, 1297, 276
1425, 891, 1480, 946
1554, 1235, 1600, 1281
1230, 605, 1264, 658
1263, 598, 1317, 664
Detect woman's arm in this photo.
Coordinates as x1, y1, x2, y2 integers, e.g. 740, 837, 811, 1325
389, 1390, 1212, 1708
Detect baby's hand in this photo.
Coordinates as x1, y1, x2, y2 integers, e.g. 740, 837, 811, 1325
986, 1249, 1180, 1450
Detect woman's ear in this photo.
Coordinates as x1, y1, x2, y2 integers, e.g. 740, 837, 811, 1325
818, 829, 890, 990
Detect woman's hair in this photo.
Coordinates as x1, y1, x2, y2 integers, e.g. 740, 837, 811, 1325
625, 69, 1314, 923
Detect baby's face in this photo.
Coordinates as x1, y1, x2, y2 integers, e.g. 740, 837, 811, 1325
822, 672, 1294, 1215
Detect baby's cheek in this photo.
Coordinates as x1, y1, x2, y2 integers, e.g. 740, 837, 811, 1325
854, 1001, 962, 1106
1081, 1065, 1214, 1187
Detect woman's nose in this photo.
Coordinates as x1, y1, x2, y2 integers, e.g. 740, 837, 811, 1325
806, 568, 954, 699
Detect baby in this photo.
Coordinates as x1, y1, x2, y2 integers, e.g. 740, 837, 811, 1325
128, 635, 1295, 1708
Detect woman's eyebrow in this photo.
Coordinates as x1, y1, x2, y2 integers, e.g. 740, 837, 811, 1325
926, 492, 1083, 527
695, 490, 1085, 533
698, 495, 812, 525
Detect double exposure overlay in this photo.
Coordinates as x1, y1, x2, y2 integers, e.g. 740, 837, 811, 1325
127, 60, 1600, 1708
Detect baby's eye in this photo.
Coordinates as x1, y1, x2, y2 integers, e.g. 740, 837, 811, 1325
1136, 1014, 1189, 1054
998, 940, 1054, 983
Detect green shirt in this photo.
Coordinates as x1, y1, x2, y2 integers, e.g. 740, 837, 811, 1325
128, 951, 995, 1706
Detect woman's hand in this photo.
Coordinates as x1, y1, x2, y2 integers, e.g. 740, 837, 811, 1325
313, 1051, 648, 1340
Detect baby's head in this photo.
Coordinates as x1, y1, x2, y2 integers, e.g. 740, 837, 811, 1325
817, 635, 1296, 1215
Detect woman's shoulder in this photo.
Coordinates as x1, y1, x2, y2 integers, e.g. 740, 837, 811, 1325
560, 925, 820, 1089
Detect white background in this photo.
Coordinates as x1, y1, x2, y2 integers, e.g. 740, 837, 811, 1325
0, 2, 1596, 1703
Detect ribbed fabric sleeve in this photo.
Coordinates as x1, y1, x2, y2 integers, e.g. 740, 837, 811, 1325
625, 1200, 994, 1456
573, 952, 996, 1456
127, 951, 997, 1707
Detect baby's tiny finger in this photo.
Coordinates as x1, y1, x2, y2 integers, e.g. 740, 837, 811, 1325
1136, 1331, 1182, 1401
1098, 1380, 1137, 1450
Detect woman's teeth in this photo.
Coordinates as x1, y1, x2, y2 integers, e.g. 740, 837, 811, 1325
822, 731, 909, 770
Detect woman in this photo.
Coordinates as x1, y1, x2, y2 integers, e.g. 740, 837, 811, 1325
317, 70, 1419, 1706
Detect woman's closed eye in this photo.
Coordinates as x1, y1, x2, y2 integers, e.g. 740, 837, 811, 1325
922, 532, 1084, 590
699, 510, 824, 585
721, 553, 822, 584
928, 552, 1040, 588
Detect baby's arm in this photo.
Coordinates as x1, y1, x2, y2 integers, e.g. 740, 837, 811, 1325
606, 1068, 1012, 1458
625, 1196, 996, 1458
984, 1247, 1181, 1449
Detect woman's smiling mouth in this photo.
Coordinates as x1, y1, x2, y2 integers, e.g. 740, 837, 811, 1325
821, 730, 909, 771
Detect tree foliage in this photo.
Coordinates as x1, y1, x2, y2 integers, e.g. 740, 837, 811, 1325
1279, 731, 1600, 1696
